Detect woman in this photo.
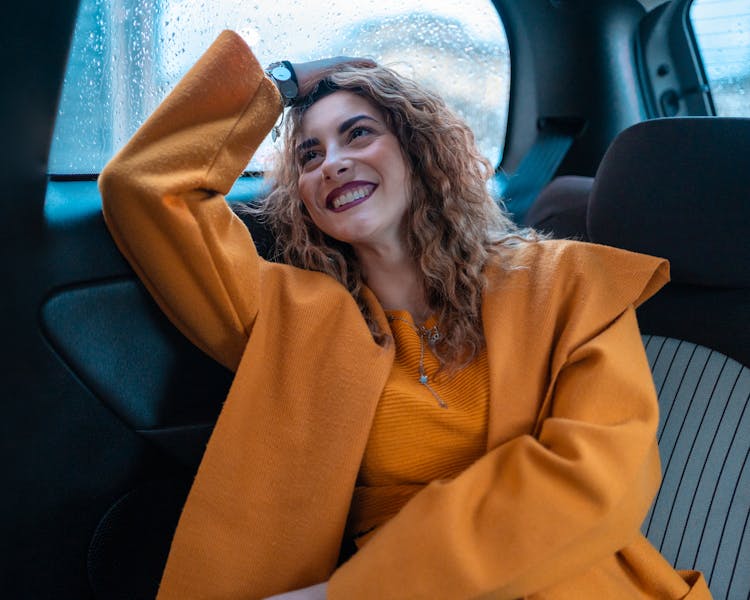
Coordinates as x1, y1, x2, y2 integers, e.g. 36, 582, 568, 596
99, 30, 710, 599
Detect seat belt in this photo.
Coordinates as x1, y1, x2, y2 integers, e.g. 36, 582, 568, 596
496, 117, 584, 224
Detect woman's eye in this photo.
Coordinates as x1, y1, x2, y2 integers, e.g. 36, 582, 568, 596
299, 150, 321, 168
349, 126, 372, 141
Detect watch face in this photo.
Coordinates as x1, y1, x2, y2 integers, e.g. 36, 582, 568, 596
271, 65, 292, 82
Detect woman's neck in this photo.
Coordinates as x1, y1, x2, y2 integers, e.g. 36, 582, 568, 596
355, 244, 431, 323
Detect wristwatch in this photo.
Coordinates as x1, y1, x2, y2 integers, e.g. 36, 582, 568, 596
266, 61, 299, 106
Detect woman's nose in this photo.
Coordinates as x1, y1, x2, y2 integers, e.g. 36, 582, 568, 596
321, 150, 350, 180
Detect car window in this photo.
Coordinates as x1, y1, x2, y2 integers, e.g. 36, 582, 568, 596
689, 0, 750, 116
48, 0, 510, 176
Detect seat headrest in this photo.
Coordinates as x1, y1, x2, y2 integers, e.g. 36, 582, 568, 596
587, 117, 750, 287
523, 175, 591, 240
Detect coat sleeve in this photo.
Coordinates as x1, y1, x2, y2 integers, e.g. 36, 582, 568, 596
98, 30, 281, 371
328, 303, 663, 599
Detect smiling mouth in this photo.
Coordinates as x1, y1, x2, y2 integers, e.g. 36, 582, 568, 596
326, 183, 377, 212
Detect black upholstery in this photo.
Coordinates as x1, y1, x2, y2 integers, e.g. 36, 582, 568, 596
522, 175, 591, 240
588, 117, 750, 367
587, 117, 750, 598
42, 280, 232, 469
87, 479, 190, 600
588, 117, 750, 289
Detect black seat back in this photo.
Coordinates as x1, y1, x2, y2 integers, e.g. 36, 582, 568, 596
588, 117, 750, 599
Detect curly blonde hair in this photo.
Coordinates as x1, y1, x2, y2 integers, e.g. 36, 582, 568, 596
251, 64, 529, 371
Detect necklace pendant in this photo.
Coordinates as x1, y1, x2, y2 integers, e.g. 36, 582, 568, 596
387, 314, 447, 408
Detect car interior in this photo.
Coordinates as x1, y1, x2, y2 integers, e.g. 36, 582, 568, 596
3, 0, 748, 598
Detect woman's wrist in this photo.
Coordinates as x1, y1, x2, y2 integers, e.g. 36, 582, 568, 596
265, 61, 299, 106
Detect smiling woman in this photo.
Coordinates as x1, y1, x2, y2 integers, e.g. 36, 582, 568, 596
9, 0, 750, 597
255, 61, 514, 364
97, 28, 712, 599
296, 94, 411, 252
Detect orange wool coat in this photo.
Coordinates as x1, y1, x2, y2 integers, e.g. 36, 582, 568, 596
99, 30, 711, 600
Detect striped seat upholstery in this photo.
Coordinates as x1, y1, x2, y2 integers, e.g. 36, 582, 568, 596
642, 335, 750, 599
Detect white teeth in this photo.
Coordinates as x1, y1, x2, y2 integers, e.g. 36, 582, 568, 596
332, 186, 371, 209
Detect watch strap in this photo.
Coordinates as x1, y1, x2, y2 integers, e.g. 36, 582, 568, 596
266, 61, 299, 106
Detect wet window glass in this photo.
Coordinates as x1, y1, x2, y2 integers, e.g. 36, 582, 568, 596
690, 0, 750, 116
49, 0, 511, 175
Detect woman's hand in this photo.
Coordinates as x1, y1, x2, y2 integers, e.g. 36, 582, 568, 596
290, 57, 376, 97
262, 581, 328, 600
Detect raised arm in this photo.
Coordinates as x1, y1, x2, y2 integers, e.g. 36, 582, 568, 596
329, 304, 663, 598
99, 30, 280, 370
99, 31, 375, 371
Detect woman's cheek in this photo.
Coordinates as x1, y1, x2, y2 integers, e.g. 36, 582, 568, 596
298, 183, 315, 215
297, 178, 309, 206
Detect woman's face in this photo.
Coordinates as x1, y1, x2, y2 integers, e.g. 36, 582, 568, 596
296, 90, 411, 255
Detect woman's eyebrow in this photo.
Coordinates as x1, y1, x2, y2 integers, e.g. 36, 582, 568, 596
296, 115, 378, 155
296, 137, 319, 155
338, 114, 377, 134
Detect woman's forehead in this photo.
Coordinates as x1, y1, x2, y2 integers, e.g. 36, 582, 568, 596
299, 90, 385, 137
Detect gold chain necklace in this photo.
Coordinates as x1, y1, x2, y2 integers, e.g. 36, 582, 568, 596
387, 315, 447, 409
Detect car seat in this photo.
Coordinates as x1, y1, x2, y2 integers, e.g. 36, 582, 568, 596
522, 174, 592, 240
587, 117, 750, 599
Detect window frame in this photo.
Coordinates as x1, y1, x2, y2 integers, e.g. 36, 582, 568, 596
635, 0, 715, 119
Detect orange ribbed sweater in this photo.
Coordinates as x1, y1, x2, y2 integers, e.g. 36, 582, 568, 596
349, 310, 489, 544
